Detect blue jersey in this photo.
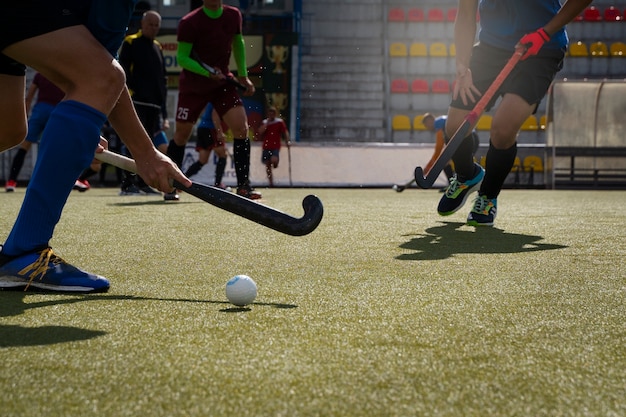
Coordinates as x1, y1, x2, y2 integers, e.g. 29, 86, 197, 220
479, 0, 568, 51
198, 104, 215, 129
434, 116, 447, 132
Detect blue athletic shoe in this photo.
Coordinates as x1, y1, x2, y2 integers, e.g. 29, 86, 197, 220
0, 247, 109, 293
467, 194, 497, 227
437, 163, 485, 216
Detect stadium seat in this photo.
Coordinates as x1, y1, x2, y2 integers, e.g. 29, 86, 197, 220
410, 78, 430, 109
409, 42, 428, 57
407, 8, 424, 22
565, 41, 590, 76
426, 8, 444, 22
475, 115, 492, 131
479, 155, 487, 168
447, 8, 457, 22
604, 7, 626, 40
426, 8, 446, 39
387, 7, 405, 22
523, 155, 544, 185
589, 41, 609, 76
390, 78, 410, 110
413, 115, 428, 131
582, 6, 603, 39
539, 115, 548, 130
392, 114, 412, 141
392, 114, 411, 130
520, 115, 539, 131
510, 156, 522, 186
448, 43, 456, 57
390, 78, 409, 93
389, 42, 408, 57
609, 42, 626, 75
429, 42, 449, 73
409, 42, 428, 73
431, 79, 450, 94
410, 78, 429, 93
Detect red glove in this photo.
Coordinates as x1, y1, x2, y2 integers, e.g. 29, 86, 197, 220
518, 28, 550, 60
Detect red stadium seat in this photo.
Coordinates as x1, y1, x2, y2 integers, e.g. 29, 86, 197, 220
447, 8, 457, 22
387, 7, 405, 22
426, 8, 444, 22
431, 79, 451, 94
604, 6, 622, 21
411, 78, 429, 94
390, 78, 409, 93
407, 8, 424, 22
583, 6, 602, 21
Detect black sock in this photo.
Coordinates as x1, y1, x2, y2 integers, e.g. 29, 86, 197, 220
233, 138, 250, 187
167, 140, 186, 168
451, 135, 478, 181
79, 167, 97, 181
9, 148, 27, 181
215, 157, 226, 185
480, 141, 517, 199
185, 161, 203, 177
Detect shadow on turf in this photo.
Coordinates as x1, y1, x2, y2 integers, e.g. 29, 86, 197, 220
0, 292, 296, 347
397, 221, 567, 261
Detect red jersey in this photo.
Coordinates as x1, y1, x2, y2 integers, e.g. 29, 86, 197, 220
261, 118, 288, 150
33, 73, 64, 105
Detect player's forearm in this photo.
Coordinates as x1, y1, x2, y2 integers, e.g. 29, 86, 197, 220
454, 0, 479, 72
543, 0, 593, 36
232, 34, 248, 77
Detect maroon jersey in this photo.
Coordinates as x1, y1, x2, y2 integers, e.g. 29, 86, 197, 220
177, 5, 242, 76
261, 118, 288, 150
33, 72, 64, 105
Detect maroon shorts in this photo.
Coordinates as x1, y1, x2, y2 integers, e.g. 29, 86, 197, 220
176, 70, 243, 123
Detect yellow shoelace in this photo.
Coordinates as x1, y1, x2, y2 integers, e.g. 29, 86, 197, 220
17, 248, 62, 291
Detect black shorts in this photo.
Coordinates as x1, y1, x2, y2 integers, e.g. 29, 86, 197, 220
0, 1, 86, 75
196, 127, 223, 151
450, 43, 565, 113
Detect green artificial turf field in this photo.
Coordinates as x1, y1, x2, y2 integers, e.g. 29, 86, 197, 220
1, 188, 625, 417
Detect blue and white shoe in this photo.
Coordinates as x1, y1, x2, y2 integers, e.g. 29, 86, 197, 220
437, 163, 485, 216
467, 194, 497, 227
0, 247, 109, 293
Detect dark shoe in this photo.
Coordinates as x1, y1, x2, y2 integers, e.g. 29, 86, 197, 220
437, 163, 484, 216
119, 184, 142, 196
237, 185, 262, 200
467, 194, 497, 227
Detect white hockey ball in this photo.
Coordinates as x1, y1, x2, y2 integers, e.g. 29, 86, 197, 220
225, 275, 257, 306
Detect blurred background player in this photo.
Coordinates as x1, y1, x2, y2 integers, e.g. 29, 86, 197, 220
421, 112, 479, 189
256, 106, 290, 187
118, 10, 169, 195
184, 104, 229, 188
165, 0, 260, 201
4, 72, 64, 192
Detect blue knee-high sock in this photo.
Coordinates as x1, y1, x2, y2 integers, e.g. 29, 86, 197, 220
2, 101, 106, 256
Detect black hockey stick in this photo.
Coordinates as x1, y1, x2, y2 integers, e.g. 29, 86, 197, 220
392, 178, 415, 192
191, 51, 247, 91
95, 150, 324, 236
414, 47, 524, 189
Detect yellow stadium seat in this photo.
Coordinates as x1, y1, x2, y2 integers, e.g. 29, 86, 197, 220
520, 115, 538, 131
569, 41, 589, 57
413, 115, 428, 130
392, 115, 411, 131
448, 43, 456, 57
523, 155, 543, 173
479, 155, 487, 168
609, 41, 626, 56
429, 42, 448, 57
589, 41, 609, 56
539, 115, 548, 130
390, 42, 408, 57
475, 115, 492, 131
409, 42, 428, 57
